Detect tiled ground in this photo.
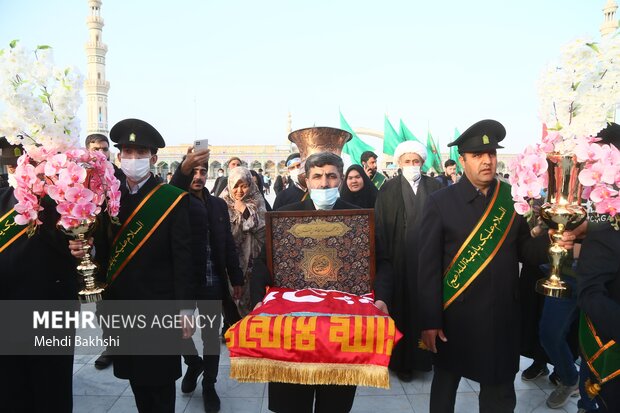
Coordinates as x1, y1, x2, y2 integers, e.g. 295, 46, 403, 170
71, 346, 584, 413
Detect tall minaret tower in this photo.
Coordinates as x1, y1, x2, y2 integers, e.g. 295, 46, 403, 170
601, 0, 619, 37
85, 0, 110, 136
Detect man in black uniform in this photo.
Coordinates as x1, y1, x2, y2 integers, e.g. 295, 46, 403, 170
272, 152, 307, 210
251, 151, 393, 413
417, 119, 573, 413
577, 122, 620, 413
375, 140, 443, 381
0, 140, 78, 413
87, 119, 194, 413
170, 146, 244, 412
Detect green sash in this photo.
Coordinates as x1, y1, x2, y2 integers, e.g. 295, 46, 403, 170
580, 312, 620, 396
372, 173, 386, 190
0, 208, 28, 253
106, 184, 187, 284
442, 180, 516, 309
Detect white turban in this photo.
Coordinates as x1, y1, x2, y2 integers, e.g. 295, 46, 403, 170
393, 141, 427, 163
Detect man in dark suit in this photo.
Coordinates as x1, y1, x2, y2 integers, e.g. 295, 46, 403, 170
169, 146, 244, 412
417, 119, 574, 413
79, 119, 195, 413
251, 151, 392, 413
375, 140, 443, 381
0, 141, 78, 413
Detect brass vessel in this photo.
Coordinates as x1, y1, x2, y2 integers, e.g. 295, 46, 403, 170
58, 217, 105, 303
537, 154, 587, 298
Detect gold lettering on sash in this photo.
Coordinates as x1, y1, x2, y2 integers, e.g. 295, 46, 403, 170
108, 221, 145, 270
0, 218, 16, 237
447, 207, 507, 289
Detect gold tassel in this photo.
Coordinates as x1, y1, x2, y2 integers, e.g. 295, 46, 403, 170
418, 339, 431, 352
585, 378, 601, 399
229, 357, 391, 389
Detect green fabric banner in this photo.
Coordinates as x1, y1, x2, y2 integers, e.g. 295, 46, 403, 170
442, 180, 516, 308
580, 312, 620, 387
0, 208, 28, 253
383, 115, 404, 156
423, 131, 443, 173
450, 128, 463, 174
106, 184, 187, 284
340, 111, 375, 165
399, 120, 423, 144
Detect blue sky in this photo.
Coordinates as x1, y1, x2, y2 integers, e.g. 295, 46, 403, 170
0, 0, 610, 154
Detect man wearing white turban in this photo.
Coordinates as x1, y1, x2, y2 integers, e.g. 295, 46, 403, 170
374, 140, 443, 381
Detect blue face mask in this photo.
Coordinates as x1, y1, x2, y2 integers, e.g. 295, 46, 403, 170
309, 187, 340, 210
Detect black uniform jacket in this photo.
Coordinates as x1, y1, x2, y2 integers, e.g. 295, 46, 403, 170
578, 225, 620, 343
0, 187, 77, 300
97, 175, 193, 385
272, 184, 306, 210
170, 167, 243, 288
250, 197, 393, 309
417, 176, 548, 384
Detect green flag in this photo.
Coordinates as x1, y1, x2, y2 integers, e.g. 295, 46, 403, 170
424, 130, 443, 173
449, 128, 463, 174
383, 115, 404, 156
340, 111, 374, 165
399, 119, 423, 144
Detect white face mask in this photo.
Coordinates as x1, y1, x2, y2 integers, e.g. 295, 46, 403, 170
121, 158, 151, 182
402, 165, 421, 182
218, 171, 224, 177
289, 168, 300, 184
7, 173, 17, 189
309, 187, 340, 210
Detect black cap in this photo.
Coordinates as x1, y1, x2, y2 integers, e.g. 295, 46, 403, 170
110, 118, 165, 149
0, 137, 23, 165
448, 119, 505, 153
597, 122, 620, 151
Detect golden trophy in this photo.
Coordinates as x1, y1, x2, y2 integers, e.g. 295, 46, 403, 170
287, 127, 352, 188
536, 154, 587, 298
58, 217, 105, 303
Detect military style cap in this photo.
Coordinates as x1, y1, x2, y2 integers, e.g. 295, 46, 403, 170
110, 118, 165, 149
597, 122, 620, 151
448, 119, 505, 154
0, 137, 23, 165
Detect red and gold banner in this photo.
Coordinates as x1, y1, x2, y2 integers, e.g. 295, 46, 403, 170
225, 287, 402, 389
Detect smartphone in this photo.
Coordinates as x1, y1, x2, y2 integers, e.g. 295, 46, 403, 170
194, 139, 209, 150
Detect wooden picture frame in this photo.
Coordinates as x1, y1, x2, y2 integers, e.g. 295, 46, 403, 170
265, 209, 375, 295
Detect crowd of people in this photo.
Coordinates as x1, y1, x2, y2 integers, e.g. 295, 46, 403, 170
0, 117, 618, 413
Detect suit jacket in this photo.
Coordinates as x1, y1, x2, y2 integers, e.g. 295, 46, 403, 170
273, 184, 306, 210
250, 197, 393, 308
417, 175, 548, 384
578, 225, 620, 343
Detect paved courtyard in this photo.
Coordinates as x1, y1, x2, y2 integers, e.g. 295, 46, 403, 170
71, 346, 584, 413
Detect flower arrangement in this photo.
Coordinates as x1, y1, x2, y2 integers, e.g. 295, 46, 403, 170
0, 41, 120, 233
510, 35, 620, 220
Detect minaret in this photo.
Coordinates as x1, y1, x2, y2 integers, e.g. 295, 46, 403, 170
601, 0, 619, 37
85, 0, 110, 136
287, 111, 292, 135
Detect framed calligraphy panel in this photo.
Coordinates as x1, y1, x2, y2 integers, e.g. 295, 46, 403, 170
265, 209, 375, 295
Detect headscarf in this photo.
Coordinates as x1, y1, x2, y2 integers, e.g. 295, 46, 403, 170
221, 166, 266, 230
339, 164, 378, 208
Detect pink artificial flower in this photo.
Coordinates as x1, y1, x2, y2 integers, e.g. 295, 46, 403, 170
43, 153, 68, 176
579, 166, 602, 187
56, 202, 73, 216
589, 184, 618, 203
65, 187, 95, 205
71, 202, 97, 220
514, 201, 531, 215
14, 163, 38, 187
541, 131, 562, 153
58, 216, 80, 230
58, 162, 87, 186
46, 184, 68, 202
